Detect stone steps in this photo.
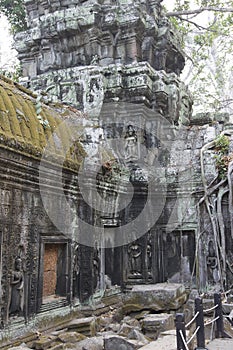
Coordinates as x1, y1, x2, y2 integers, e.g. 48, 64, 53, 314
207, 338, 233, 349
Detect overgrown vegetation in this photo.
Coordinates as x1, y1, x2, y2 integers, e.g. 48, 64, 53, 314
214, 134, 231, 179
164, 0, 233, 114
197, 130, 233, 290
0, 0, 27, 33
0, 65, 22, 82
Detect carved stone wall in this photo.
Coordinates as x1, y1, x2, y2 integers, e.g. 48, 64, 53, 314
0, 147, 83, 326
13, 0, 233, 304
16, 0, 184, 77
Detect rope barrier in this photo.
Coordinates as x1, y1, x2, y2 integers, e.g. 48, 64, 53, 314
203, 304, 218, 313
176, 292, 230, 350
204, 316, 220, 326
186, 326, 200, 345
179, 330, 189, 350
185, 311, 199, 328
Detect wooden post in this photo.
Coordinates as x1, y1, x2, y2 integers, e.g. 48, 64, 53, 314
195, 297, 207, 349
176, 313, 186, 350
214, 292, 231, 338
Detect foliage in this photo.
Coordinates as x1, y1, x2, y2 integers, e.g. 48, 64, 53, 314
163, 0, 233, 114
0, 0, 27, 33
35, 94, 50, 130
214, 134, 231, 178
0, 64, 22, 82
215, 134, 230, 152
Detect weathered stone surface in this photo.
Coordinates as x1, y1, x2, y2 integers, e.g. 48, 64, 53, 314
139, 335, 177, 350
48, 344, 64, 350
1, 0, 233, 345
66, 317, 96, 336
58, 331, 86, 343
123, 284, 187, 312
223, 303, 233, 315
104, 335, 139, 350
73, 336, 104, 350
10, 345, 31, 350
117, 323, 136, 337
127, 329, 149, 345
16, 1, 185, 78
141, 313, 174, 339
207, 339, 233, 350
33, 336, 56, 350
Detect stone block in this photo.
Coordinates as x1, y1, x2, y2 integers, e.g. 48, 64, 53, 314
123, 283, 187, 313
66, 316, 96, 336
127, 329, 149, 345
58, 331, 86, 343
117, 323, 135, 337
222, 303, 233, 315
74, 336, 104, 350
33, 336, 56, 350
141, 313, 174, 339
49, 344, 64, 350
10, 345, 31, 350
104, 335, 140, 350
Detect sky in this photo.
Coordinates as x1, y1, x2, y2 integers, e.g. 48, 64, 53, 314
0, 14, 19, 72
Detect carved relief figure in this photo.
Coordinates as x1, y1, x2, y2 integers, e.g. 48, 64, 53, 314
72, 244, 80, 299
125, 125, 138, 161
90, 54, 100, 65
93, 247, 100, 290
207, 240, 220, 285
9, 257, 24, 316
147, 234, 152, 277
128, 243, 142, 276
168, 79, 180, 123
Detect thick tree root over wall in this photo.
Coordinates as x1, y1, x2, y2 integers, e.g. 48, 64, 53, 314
196, 129, 233, 291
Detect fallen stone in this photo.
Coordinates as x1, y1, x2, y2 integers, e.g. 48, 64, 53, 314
33, 336, 56, 350
10, 344, 31, 350
141, 313, 174, 339
106, 323, 121, 332
97, 316, 114, 331
48, 344, 64, 350
160, 329, 177, 336
73, 336, 104, 350
50, 328, 68, 336
123, 284, 187, 313
127, 329, 149, 345
134, 310, 150, 320
104, 335, 141, 350
117, 323, 135, 337
66, 317, 96, 336
223, 303, 233, 315
122, 317, 141, 328
96, 330, 116, 337
58, 331, 86, 343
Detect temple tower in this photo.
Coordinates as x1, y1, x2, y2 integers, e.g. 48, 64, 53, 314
15, 0, 190, 123
15, 0, 196, 290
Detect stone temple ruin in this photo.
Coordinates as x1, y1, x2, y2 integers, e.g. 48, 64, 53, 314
0, 0, 233, 346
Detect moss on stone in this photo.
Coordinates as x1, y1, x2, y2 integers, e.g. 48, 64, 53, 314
0, 77, 85, 169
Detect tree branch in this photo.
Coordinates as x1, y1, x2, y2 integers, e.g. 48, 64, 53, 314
166, 7, 233, 17
175, 15, 212, 30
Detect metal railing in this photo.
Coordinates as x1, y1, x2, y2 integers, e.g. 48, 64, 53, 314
175, 293, 231, 350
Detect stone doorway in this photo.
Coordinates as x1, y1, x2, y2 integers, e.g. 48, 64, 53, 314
42, 243, 62, 300
161, 230, 196, 285
37, 236, 71, 311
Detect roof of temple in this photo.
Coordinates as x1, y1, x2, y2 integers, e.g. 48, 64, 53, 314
0, 75, 86, 170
